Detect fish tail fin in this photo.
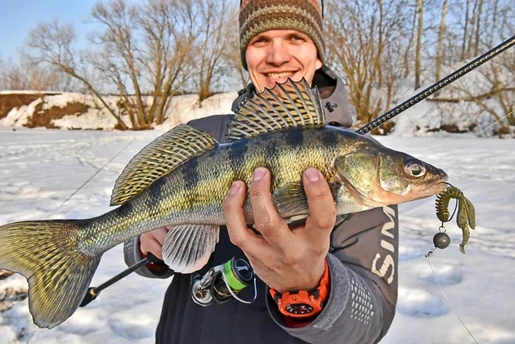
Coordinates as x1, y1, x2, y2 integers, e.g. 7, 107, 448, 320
0, 219, 101, 329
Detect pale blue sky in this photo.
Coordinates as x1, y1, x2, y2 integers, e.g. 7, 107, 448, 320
0, 0, 97, 59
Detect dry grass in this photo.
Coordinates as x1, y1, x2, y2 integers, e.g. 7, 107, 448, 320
0, 94, 46, 119
0, 93, 90, 128
27, 102, 90, 128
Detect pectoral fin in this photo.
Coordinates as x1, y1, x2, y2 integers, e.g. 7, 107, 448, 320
162, 224, 220, 273
273, 183, 309, 217
273, 181, 342, 220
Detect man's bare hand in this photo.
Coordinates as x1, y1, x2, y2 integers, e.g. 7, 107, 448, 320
224, 167, 335, 293
140, 226, 170, 260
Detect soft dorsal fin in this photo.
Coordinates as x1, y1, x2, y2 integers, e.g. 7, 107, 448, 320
110, 124, 218, 205
227, 78, 325, 141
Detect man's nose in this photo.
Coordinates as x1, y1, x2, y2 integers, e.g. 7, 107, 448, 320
266, 40, 291, 66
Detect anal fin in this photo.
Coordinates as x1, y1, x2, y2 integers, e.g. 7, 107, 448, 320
162, 224, 220, 273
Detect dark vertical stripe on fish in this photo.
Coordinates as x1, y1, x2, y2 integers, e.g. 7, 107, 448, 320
228, 140, 248, 179
263, 134, 280, 186
116, 201, 133, 218
183, 158, 199, 208
322, 128, 339, 148
148, 177, 166, 208
284, 129, 304, 148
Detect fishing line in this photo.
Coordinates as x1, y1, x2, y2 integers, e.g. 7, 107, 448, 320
48, 138, 135, 218
427, 257, 479, 344
475, 110, 515, 137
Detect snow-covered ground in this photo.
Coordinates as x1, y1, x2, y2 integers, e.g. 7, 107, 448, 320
0, 92, 514, 343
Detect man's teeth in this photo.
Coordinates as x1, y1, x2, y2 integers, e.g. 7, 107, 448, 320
267, 72, 293, 79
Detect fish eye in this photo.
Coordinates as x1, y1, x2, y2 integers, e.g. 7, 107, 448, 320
406, 162, 426, 177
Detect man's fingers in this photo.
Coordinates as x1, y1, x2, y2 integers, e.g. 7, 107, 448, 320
140, 229, 168, 260
303, 168, 336, 239
148, 240, 164, 259
153, 226, 171, 245
224, 180, 261, 251
248, 167, 292, 247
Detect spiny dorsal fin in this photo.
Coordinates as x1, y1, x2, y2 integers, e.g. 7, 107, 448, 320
110, 124, 218, 205
227, 78, 325, 141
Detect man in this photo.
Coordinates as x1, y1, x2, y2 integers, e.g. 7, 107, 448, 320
124, 1, 399, 343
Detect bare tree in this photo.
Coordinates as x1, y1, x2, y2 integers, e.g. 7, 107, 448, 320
0, 48, 78, 92
472, 0, 485, 56
325, 0, 411, 130
434, 0, 449, 96
187, 0, 238, 104
25, 19, 130, 129
222, 8, 249, 90
460, 0, 471, 60
25, 0, 197, 129
0, 57, 6, 90
402, 5, 417, 77
414, 0, 424, 90
87, 0, 196, 128
429, 0, 514, 136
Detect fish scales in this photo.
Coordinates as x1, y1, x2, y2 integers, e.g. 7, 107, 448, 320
86, 127, 342, 250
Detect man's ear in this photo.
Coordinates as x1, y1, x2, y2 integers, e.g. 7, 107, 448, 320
316, 58, 323, 70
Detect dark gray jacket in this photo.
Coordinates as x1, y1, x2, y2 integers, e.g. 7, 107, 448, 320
124, 65, 399, 344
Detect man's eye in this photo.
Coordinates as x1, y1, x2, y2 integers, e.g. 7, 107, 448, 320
251, 37, 267, 45
290, 35, 306, 43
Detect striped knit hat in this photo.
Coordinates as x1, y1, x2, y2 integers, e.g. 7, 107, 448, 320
239, 0, 325, 70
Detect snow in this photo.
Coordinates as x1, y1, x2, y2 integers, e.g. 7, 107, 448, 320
0, 90, 514, 344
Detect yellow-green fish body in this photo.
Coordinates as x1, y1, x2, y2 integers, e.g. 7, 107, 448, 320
0, 78, 448, 329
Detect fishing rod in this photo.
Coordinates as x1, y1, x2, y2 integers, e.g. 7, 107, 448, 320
80, 253, 257, 307
356, 35, 515, 135
80, 253, 158, 307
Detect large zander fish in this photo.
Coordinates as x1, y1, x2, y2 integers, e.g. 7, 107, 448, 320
0, 78, 448, 329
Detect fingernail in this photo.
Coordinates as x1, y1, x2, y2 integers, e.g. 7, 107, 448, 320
305, 168, 320, 182
253, 168, 266, 181
229, 182, 241, 195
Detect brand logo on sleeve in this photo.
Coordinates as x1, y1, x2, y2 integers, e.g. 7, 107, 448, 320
370, 206, 396, 284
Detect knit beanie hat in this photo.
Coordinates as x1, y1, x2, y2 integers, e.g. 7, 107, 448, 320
239, 0, 325, 70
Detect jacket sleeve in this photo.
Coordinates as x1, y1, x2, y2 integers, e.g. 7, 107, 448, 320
266, 205, 399, 344
123, 235, 174, 279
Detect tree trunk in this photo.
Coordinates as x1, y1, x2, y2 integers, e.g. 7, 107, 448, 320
467, 0, 478, 58
461, 0, 470, 60
473, 0, 484, 56
403, 6, 418, 78
434, 0, 448, 97
415, 0, 424, 90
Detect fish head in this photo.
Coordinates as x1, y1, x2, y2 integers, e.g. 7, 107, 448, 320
334, 144, 448, 208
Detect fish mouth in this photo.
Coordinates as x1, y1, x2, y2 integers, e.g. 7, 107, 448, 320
420, 167, 449, 194
435, 182, 450, 193
421, 179, 449, 196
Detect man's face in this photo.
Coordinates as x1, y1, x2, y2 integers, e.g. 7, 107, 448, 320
245, 30, 323, 92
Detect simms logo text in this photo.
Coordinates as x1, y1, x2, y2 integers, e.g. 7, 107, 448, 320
371, 206, 396, 284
